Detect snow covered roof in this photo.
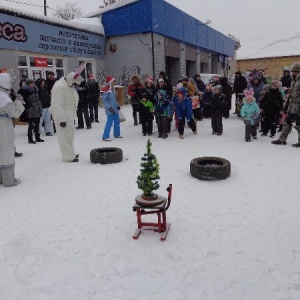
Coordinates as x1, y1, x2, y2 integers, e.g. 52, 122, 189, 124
83, 0, 139, 18
0, 4, 104, 35
238, 33, 300, 60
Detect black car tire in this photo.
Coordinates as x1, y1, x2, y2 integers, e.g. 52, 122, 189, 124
90, 147, 123, 164
190, 157, 231, 180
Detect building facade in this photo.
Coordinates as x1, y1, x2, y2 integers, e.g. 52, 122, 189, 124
0, 7, 105, 90
89, 0, 236, 86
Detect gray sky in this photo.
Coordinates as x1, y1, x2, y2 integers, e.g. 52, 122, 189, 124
2, 0, 300, 58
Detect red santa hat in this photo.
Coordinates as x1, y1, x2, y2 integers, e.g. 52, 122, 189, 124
146, 77, 154, 83
101, 76, 115, 93
106, 76, 115, 84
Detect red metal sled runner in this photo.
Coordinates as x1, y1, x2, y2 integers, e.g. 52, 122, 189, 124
132, 184, 172, 241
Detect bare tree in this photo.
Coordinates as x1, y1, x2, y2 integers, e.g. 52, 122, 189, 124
53, 2, 83, 21
100, 0, 122, 8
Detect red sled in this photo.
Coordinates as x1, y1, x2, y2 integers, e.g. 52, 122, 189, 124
132, 184, 173, 241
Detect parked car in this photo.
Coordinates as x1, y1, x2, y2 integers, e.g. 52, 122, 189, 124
200, 73, 222, 85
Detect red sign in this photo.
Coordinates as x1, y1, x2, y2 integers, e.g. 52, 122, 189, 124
34, 57, 48, 67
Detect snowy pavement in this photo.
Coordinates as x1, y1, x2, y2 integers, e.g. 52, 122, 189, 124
1, 104, 300, 300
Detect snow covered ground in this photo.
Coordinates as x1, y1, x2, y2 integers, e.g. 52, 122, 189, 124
1, 103, 300, 300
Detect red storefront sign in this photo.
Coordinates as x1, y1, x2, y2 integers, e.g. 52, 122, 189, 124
34, 57, 48, 67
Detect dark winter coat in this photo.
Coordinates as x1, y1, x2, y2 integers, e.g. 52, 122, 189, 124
193, 77, 205, 92
19, 85, 42, 119
45, 78, 56, 94
248, 78, 264, 103
144, 85, 156, 104
76, 84, 89, 106
86, 79, 100, 103
128, 75, 144, 105
202, 91, 213, 106
35, 79, 51, 108
211, 93, 224, 115
260, 89, 283, 117
281, 75, 292, 88
220, 79, 232, 110
233, 72, 248, 93
154, 90, 169, 117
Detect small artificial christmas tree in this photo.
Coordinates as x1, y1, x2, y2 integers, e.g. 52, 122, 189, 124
137, 139, 160, 198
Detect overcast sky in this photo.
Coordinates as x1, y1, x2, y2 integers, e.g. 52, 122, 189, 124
2, 0, 300, 58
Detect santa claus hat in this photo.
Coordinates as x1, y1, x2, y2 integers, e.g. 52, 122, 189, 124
106, 76, 115, 84
146, 77, 154, 83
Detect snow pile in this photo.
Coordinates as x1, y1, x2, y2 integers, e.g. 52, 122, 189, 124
1, 103, 300, 299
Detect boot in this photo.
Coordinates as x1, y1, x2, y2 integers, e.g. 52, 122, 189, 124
292, 142, 300, 147
179, 134, 184, 139
28, 139, 36, 144
271, 140, 286, 145
133, 115, 138, 126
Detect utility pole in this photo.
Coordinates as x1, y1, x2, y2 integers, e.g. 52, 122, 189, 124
44, 0, 47, 16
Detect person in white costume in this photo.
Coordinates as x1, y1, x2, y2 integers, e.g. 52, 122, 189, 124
50, 69, 84, 162
0, 73, 25, 186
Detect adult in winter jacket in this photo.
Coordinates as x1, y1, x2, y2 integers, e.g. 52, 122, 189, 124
211, 85, 224, 135
0, 72, 25, 186
50, 72, 84, 162
76, 81, 91, 129
157, 71, 173, 98
193, 74, 206, 92
272, 62, 300, 147
36, 78, 52, 136
101, 76, 121, 141
173, 87, 197, 139
280, 69, 292, 88
260, 80, 283, 138
248, 75, 264, 103
219, 76, 232, 118
127, 74, 144, 125
240, 88, 260, 142
87, 74, 100, 122
19, 79, 43, 144
233, 71, 248, 112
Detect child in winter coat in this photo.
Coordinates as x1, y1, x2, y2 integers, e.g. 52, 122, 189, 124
154, 89, 169, 139
139, 92, 154, 136
260, 80, 283, 138
202, 85, 213, 118
211, 85, 224, 135
240, 88, 260, 142
173, 87, 197, 139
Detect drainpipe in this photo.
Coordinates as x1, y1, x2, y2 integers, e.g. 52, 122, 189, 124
151, 32, 155, 80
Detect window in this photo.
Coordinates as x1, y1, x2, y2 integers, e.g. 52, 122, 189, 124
79, 60, 95, 80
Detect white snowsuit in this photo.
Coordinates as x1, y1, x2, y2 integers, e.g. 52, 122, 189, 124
0, 90, 24, 186
50, 78, 78, 162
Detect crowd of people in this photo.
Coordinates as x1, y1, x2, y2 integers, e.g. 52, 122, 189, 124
1, 62, 300, 187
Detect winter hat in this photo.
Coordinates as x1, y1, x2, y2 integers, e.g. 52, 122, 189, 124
176, 83, 183, 90
213, 85, 222, 93
157, 89, 166, 98
146, 77, 154, 83
243, 87, 254, 99
270, 80, 279, 89
262, 84, 270, 92
158, 78, 164, 83
290, 62, 300, 72
252, 75, 260, 81
141, 91, 147, 99
177, 87, 186, 97
182, 76, 188, 81
106, 76, 115, 84
25, 79, 34, 85
89, 74, 95, 79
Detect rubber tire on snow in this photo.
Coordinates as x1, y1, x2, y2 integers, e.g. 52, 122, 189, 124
190, 157, 231, 181
90, 147, 123, 164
